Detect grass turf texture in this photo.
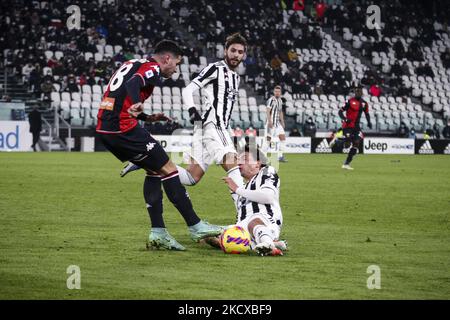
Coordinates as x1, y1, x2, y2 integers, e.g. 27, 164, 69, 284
0, 152, 449, 299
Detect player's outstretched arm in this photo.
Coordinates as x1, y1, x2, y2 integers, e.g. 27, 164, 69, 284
222, 177, 276, 205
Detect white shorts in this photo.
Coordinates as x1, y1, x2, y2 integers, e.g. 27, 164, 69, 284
236, 213, 282, 248
188, 122, 237, 172
265, 124, 286, 138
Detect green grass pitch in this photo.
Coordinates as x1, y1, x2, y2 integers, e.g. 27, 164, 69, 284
0, 152, 449, 299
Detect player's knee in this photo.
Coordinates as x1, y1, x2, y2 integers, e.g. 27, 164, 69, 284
248, 218, 265, 236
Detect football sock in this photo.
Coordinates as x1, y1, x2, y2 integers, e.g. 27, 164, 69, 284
278, 140, 285, 159
345, 147, 358, 165
161, 171, 201, 227
176, 165, 197, 185
253, 225, 275, 246
143, 176, 165, 228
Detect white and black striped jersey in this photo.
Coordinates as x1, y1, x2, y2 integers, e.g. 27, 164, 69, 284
236, 166, 283, 226
191, 61, 240, 129
266, 96, 283, 126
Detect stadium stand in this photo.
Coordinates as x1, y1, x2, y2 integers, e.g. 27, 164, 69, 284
0, 0, 448, 137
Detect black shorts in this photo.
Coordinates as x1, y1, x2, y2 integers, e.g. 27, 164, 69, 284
343, 128, 363, 143
98, 126, 169, 172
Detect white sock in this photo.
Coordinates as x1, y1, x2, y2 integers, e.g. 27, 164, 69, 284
227, 166, 244, 210
278, 140, 285, 159
253, 225, 275, 246
176, 165, 196, 186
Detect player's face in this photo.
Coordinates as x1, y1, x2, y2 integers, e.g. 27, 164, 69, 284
238, 152, 260, 179
355, 88, 362, 98
274, 88, 282, 97
224, 43, 245, 70
161, 54, 181, 78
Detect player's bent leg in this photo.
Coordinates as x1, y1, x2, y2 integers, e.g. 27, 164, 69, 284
176, 158, 205, 186
248, 218, 283, 256
158, 160, 223, 242
343, 138, 359, 170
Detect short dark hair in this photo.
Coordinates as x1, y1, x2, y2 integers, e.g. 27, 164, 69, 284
154, 40, 183, 57
225, 33, 247, 51
244, 144, 268, 166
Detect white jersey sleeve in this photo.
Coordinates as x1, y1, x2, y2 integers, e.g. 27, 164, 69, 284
192, 63, 218, 88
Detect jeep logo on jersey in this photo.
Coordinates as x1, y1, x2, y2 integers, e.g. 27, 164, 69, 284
315, 139, 332, 153
419, 140, 434, 154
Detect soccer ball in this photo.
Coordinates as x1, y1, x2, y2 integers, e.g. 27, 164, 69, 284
219, 226, 251, 254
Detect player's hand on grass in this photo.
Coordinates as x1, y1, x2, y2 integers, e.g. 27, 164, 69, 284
128, 102, 143, 118
188, 107, 202, 124
222, 177, 238, 193
149, 113, 172, 123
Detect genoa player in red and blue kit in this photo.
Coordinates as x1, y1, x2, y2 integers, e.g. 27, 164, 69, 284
338, 86, 372, 170
96, 40, 222, 250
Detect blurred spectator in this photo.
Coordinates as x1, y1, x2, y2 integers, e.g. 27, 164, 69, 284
315, 1, 327, 21
270, 54, 282, 70
424, 128, 435, 139
416, 63, 435, 78
397, 121, 410, 138
40, 79, 54, 104
442, 119, 450, 139
234, 126, 244, 137
302, 117, 317, 137
245, 126, 257, 137
293, 0, 305, 11
441, 49, 450, 69
408, 128, 416, 139
22, 63, 34, 84
369, 83, 382, 97
290, 127, 301, 137
433, 123, 441, 139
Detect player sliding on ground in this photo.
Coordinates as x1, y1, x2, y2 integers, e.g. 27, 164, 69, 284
96, 40, 222, 251
337, 85, 372, 170
205, 147, 286, 256
121, 33, 248, 210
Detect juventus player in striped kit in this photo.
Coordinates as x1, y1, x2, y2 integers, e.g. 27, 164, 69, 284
176, 33, 247, 206
223, 147, 285, 256
263, 86, 287, 162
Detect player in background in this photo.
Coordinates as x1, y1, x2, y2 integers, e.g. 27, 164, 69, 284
263, 85, 287, 162
338, 86, 372, 170
221, 147, 285, 256
96, 40, 222, 251
121, 34, 247, 211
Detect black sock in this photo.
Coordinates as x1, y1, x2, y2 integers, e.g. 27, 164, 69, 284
161, 171, 201, 227
345, 147, 358, 165
143, 176, 165, 228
